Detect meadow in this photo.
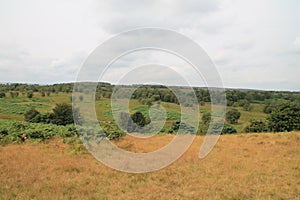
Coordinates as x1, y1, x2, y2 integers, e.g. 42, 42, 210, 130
0, 91, 268, 134
0, 132, 299, 199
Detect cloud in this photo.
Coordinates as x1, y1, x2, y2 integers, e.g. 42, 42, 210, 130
94, 0, 224, 33
0, 0, 300, 91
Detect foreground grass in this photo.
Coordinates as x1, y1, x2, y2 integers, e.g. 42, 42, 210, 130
0, 132, 299, 200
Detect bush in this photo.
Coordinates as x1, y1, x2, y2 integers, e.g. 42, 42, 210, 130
244, 120, 269, 133
169, 121, 196, 134
268, 102, 300, 132
27, 92, 33, 98
131, 111, 146, 127
202, 122, 237, 135
226, 109, 241, 124
263, 101, 279, 114
0, 92, 6, 98
222, 124, 237, 134
51, 103, 83, 126
24, 108, 40, 123
0, 120, 78, 144
24, 103, 82, 126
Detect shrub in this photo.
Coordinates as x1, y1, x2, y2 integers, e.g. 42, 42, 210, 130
268, 102, 300, 132
169, 121, 196, 134
131, 111, 146, 127
222, 124, 237, 134
0, 120, 78, 144
24, 108, 40, 123
27, 92, 33, 98
0, 92, 6, 98
263, 101, 280, 114
244, 120, 269, 133
226, 109, 241, 124
209, 123, 237, 134
51, 103, 83, 126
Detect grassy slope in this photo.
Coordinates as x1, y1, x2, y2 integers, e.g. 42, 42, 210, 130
0, 132, 299, 199
0, 93, 267, 133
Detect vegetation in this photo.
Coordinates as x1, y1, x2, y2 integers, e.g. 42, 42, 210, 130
0, 120, 77, 144
24, 103, 82, 126
0, 82, 300, 145
226, 109, 241, 124
268, 102, 300, 132
244, 120, 269, 133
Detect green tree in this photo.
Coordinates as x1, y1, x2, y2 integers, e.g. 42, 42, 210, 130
226, 109, 241, 124
24, 108, 40, 123
268, 102, 300, 132
244, 120, 268, 133
51, 103, 81, 126
169, 121, 196, 134
221, 124, 237, 134
27, 92, 33, 98
263, 101, 279, 114
131, 111, 146, 127
207, 122, 237, 134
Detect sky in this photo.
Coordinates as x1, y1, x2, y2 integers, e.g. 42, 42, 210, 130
0, 0, 300, 91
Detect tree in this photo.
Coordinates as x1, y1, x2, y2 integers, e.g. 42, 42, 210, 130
120, 111, 147, 133
51, 103, 76, 126
0, 92, 5, 98
131, 111, 146, 127
226, 109, 241, 124
207, 122, 237, 134
169, 121, 196, 134
244, 120, 268, 133
263, 101, 279, 114
24, 108, 40, 123
27, 92, 33, 98
268, 102, 300, 132
222, 124, 237, 134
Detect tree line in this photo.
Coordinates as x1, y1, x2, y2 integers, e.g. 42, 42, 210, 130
1, 83, 299, 105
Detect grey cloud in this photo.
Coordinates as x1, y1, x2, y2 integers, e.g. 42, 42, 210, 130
95, 0, 222, 33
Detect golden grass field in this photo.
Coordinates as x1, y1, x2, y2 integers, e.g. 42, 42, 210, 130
0, 132, 299, 200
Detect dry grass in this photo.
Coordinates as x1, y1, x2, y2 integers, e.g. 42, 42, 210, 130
0, 133, 299, 200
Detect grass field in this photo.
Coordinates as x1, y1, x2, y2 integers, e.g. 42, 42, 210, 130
0, 93, 268, 134
0, 132, 299, 199
0, 92, 299, 199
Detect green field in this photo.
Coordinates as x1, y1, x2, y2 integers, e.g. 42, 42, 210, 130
0, 91, 269, 135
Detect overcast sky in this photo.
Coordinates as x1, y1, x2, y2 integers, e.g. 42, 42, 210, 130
0, 0, 299, 91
